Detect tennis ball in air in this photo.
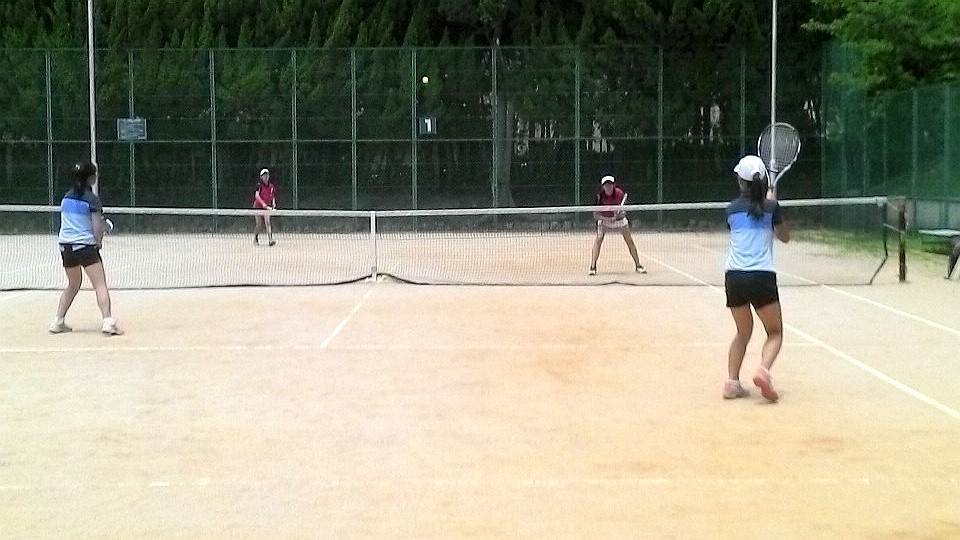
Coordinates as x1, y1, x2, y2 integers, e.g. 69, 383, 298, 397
421, 75, 429, 84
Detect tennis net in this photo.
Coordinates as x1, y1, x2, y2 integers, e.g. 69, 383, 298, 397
1, 197, 900, 289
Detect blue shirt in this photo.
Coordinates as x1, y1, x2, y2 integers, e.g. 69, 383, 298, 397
58, 188, 103, 245
725, 196, 782, 272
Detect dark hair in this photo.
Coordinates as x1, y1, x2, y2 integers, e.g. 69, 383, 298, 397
72, 161, 97, 191
747, 171, 767, 219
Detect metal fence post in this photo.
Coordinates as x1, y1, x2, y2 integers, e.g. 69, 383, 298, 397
491, 44, 499, 208
291, 49, 299, 209
883, 108, 888, 189
45, 51, 54, 206
369, 210, 378, 279
410, 49, 418, 210
351, 48, 358, 210
574, 49, 581, 206
912, 88, 918, 197
128, 49, 136, 206
944, 85, 951, 202
657, 46, 664, 204
209, 50, 218, 208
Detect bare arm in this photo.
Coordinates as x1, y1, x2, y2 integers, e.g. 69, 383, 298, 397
774, 222, 791, 243
92, 212, 105, 246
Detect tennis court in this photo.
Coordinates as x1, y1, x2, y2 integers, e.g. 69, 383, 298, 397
1, 244, 958, 539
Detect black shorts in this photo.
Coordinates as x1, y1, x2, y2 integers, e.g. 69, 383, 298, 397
60, 244, 101, 268
725, 270, 779, 308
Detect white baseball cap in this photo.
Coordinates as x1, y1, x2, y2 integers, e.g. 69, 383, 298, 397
733, 155, 767, 181
600, 175, 615, 185
259, 168, 270, 176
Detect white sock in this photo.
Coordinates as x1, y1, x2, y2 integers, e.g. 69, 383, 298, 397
54, 316, 65, 324
103, 317, 116, 326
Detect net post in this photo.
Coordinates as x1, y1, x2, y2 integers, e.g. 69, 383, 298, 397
870, 200, 890, 285
369, 210, 378, 280
893, 197, 907, 282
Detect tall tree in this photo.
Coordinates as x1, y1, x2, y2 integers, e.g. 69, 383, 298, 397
808, 0, 960, 93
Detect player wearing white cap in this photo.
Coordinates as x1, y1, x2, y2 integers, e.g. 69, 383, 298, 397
589, 175, 645, 275
253, 167, 277, 246
722, 155, 790, 402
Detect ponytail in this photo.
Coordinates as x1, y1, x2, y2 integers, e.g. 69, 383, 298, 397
72, 161, 97, 192
747, 171, 767, 219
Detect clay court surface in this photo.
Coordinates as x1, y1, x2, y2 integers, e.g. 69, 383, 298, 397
1, 253, 959, 539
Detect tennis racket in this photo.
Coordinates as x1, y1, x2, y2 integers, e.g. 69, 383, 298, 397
758, 122, 801, 196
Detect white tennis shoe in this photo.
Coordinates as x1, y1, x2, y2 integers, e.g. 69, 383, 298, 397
722, 380, 749, 399
48, 320, 72, 334
101, 317, 124, 336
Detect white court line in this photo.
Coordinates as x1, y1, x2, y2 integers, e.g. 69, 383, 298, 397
644, 254, 715, 286
320, 288, 374, 349
651, 252, 960, 422
788, 325, 960, 421
0, 291, 32, 303
0, 475, 956, 492
0, 342, 820, 354
771, 265, 960, 337
819, 284, 960, 338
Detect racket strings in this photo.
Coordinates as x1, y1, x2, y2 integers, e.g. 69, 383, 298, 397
759, 125, 800, 173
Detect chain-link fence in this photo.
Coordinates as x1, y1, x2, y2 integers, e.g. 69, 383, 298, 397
822, 43, 960, 211
1, 46, 823, 209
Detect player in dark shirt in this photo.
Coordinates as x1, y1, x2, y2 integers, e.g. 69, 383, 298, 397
589, 175, 645, 276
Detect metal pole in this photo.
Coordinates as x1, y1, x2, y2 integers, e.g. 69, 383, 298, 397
128, 49, 136, 206
87, 0, 98, 193
883, 108, 888, 189
574, 49, 581, 206
45, 51, 54, 205
862, 118, 868, 196
945, 85, 951, 202
898, 201, 907, 283
369, 211, 378, 280
657, 46, 664, 204
351, 48, 358, 210
209, 50, 218, 208
912, 88, 918, 197
410, 49, 418, 209
769, 0, 779, 191
291, 49, 299, 209
770, 0, 778, 130
491, 44, 499, 207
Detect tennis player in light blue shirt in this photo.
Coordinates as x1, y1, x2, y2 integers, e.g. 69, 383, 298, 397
49, 161, 123, 336
722, 155, 790, 402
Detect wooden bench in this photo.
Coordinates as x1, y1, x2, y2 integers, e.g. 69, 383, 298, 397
918, 229, 960, 254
